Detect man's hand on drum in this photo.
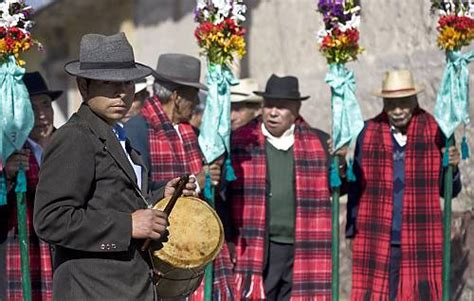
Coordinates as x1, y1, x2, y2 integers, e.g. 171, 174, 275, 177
164, 176, 198, 198
131, 209, 169, 240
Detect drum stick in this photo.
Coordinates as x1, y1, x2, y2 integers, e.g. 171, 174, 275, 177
141, 174, 190, 252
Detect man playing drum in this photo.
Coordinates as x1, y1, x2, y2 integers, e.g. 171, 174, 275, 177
33, 32, 197, 301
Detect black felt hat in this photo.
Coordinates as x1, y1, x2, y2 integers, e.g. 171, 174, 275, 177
254, 74, 309, 101
23, 72, 62, 101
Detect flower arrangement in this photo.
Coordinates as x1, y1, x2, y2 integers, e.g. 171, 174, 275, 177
0, 0, 39, 66
431, 0, 474, 51
317, 0, 363, 64
194, 0, 246, 66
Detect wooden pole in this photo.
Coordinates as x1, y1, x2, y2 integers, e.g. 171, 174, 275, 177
442, 136, 453, 301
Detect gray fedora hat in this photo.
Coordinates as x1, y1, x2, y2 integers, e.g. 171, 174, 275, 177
152, 53, 207, 90
64, 32, 152, 81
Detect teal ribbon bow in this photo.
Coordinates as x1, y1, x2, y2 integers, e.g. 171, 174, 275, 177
198, 63, 238, 183
325, 64, 364, 152
0, 55, 34, 163
434, 50, 474, 143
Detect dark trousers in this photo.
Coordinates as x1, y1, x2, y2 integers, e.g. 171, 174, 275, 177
263, 242, 294, 301
389, 245, 401, 301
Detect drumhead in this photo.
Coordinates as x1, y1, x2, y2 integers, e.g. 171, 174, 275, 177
153, 196, 224, 269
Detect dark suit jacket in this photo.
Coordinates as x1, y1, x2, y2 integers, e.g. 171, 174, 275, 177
34, 104, 165, 301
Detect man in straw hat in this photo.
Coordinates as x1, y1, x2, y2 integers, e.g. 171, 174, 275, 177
230, 78, 263, 130
1, 71, 61, 300
346, 69, 461, 301
33, 33, 197, 300
228, 74, 345, 300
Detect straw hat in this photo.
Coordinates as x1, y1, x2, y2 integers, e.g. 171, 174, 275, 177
231, 78, 263, 103
373, 69, 424, 98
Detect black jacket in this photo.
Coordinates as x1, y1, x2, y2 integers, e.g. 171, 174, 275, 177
34, 104, 165, 301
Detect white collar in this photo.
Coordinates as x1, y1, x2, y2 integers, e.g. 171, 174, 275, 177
261, 123, 295, 151
390, 125, 407, 147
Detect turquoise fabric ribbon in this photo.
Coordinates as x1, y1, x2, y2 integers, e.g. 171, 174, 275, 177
198, 63, 238, 185
325, 64, 364, 152
325, 64, 364, 185
434, 50, 474, 159
0, 55, 34, 163
0, 172, 6, 206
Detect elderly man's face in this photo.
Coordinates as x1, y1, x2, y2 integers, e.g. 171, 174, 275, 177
174, 86, 199, 123
29, 94, 54, 142
383, 95, 418, 130
231, 102, 262, 130
79, 79, 134, 125
262, 98, 300, 137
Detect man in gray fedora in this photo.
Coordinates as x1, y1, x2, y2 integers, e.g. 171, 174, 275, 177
124, 53, 236, 300
33, 33, 197, 301
124, 53, 222, 191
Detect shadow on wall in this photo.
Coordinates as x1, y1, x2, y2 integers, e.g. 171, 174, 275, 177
134, 0, 196, 26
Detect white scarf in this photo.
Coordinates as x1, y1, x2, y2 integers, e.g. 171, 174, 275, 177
261, 123, 295, 151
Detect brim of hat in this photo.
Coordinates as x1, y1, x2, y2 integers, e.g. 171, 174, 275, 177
372, 85, 425, 98
64, 61, 152, 82
30, 90, 63, 101
152, 70, 207, 90
253, 91, 310, 101
231, 93, 263, 103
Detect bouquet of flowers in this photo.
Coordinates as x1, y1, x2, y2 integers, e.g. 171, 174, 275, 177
0, 0, 39, 66
194, 0, 246, 66
317, 0, 363, 64
431, 0, 474, 51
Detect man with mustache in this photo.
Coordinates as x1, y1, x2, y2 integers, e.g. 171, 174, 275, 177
1, 72, 61, 301
347, 69, 462, 301
228, 74, 342, 300
33, 33, 197, 300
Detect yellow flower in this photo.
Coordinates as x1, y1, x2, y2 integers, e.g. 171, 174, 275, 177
438, 26, 461, 51
0, 39, 7, 53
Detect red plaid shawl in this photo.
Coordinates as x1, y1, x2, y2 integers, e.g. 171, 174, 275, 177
351, 110, 443, 301
141, 96, 236, 300
6, 144, 53, 301
141, 96, 203, 180
230, 118, 332, 300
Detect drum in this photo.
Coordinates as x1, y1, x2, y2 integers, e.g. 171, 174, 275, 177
151, 196, 224, 298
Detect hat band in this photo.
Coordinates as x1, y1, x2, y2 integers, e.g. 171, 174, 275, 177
80, 61, 135, 70
155, 72, 199, 83
381, 87, 416, 93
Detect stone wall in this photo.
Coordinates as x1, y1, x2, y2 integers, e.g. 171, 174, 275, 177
29, 0, 474, 299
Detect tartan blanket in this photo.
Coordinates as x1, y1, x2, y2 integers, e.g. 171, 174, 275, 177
351, 110, 443, 301
229, 118, 332, 300
141, 96, 235, 300
141, 96, 203, 181
6, 143, 53, 301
